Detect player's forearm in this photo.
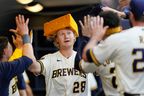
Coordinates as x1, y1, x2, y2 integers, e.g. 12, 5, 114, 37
19, 90, 27, 96
28, 61, 41, 75
80, 60, 97, 73
22, 34, 42, 74
22, 41, 35, 62
22, 34, 36, 61
102, 6, 126, 18
25, 84, 33, 96
23, 42, 41, 74
23, 44, 35, 61
117, 11, 126, 18
110, 9, 126, 18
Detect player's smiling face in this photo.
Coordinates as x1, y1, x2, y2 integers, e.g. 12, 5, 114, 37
55, 29, 76, 49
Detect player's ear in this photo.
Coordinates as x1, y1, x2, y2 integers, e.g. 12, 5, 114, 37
55, 37, 59, 44
53, 38, 60, 48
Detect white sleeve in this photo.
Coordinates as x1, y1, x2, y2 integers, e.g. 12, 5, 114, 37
88, 73, 97, 90
38, 54, 51, 76
80, 60, 99, 73
87, 73, 97, 96
92, 38, 117, 64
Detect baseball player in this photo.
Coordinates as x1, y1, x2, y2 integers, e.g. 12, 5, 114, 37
25, 14, 88, 96
8, 34, 26, 96
76, 11, 124, 95
80, 0, 144, 95
8, 31, 33, 96
76, 39, 123, 95
0, 15, 35, 96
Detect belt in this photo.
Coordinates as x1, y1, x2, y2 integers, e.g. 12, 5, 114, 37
124, 92, 140, 96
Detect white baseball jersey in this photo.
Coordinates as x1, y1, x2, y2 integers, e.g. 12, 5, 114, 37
81, 60, 122, 96
9, 77, 19, 96
38, 51, 88, 96
8, 48, 22, 96
89, 26, 144, 94
87, 73, 97, 96
95, 62, 123, 96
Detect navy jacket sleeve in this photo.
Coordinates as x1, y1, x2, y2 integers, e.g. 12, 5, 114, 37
0, 56, 32, 80
17, 74, 26, 89
74, 36, 89, 71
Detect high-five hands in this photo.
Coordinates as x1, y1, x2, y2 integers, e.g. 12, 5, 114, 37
12, 34, 23, 49
9, 14, 29, 36
79, 15, 108, 41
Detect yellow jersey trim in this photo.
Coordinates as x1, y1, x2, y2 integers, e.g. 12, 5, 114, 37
106, 26, 122, 36
89, 49, 101, 66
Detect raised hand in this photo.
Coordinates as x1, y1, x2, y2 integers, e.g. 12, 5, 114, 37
81, 15, 109, 61
90, 16, 108, 41
10, 14, 29, 36
12, 34, 23, 49
80, 15, 108, 41
79, 15, 92, 38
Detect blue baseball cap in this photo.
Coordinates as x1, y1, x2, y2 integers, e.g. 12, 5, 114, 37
130, 0, 144, 20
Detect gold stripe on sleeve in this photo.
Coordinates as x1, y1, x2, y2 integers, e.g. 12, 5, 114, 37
89, 49, 101, 66
37, 60, 44, 74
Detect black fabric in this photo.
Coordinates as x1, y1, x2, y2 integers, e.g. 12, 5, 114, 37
74, 36, 89, 71
86, 49, 94, 63
124, 93, 140, 96
74, 52, 81, 71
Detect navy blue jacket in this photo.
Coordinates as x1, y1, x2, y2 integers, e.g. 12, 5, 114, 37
0, 56, 32, 96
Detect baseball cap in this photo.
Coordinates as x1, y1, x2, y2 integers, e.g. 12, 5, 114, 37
130, 0, 144, 20
44, 14, 79, 38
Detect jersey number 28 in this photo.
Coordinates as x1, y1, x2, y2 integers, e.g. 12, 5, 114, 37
73, 81, 86, 93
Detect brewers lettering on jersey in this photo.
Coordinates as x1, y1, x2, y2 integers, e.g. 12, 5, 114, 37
38, 51, 88, 96
26, 14, 88, 96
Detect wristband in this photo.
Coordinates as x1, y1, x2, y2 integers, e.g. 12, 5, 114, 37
22, 34, 31, 44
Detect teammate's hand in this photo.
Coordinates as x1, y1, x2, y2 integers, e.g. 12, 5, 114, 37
9, 14, 29, 36
79, 15, 92, 38
80, 15, 108, 41
90, 16, 108, 41
12, 34, 23, 49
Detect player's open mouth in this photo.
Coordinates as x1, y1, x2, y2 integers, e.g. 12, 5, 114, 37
64, 40, 70, 42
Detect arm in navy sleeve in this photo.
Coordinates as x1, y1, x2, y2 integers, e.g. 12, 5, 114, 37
0, 56, 32, 80
17, 74, 26, 89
